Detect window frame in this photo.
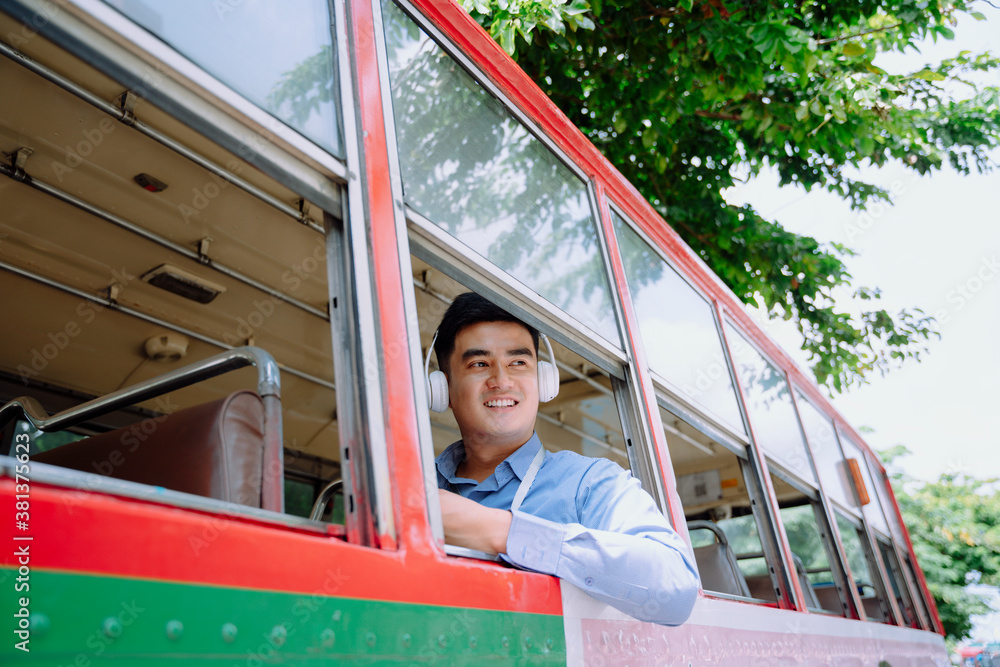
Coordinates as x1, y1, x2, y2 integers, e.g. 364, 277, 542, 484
0, 0, 395, 544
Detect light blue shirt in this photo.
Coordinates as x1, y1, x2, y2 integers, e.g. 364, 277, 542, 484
436, 432, 700, 626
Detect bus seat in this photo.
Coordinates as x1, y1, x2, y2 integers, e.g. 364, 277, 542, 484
689, 521, 751, 598
33, 391, 266, 508
813, 584, 843, 614
745, 573, 777, 601
862, 596, 886, 622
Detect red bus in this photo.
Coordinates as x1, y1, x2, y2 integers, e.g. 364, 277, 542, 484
1, 0, 946, 663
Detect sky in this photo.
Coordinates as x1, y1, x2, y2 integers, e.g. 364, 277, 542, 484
724, 5, 1000, 640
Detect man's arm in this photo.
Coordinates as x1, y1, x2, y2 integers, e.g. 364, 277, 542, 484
505, 461, 700, 626
438, 489, 511, 554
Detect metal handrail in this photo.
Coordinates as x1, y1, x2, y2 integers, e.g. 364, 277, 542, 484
687, 519, 730, 546
0, 346, 285, 512
309, 478, 343, 521
0, 347, 279, 432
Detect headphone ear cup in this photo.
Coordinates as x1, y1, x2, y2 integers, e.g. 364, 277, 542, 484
537, 360, 559, 403
427, 369, 449, 413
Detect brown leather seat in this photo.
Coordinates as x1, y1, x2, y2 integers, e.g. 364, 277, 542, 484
745, 573, 776, 601
33, 391, 265, 508
814, 585, 844, 614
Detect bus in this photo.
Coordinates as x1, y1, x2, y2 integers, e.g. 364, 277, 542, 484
0, 0, 947, 663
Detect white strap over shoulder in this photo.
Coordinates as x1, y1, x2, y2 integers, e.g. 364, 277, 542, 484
510, 446, 545, 513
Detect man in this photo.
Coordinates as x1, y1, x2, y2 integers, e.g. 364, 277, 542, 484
433, 292, 699, 626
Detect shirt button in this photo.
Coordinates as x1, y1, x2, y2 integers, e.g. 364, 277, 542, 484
585, 577, 594, 586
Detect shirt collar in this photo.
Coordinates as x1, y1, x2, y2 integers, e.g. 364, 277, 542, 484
505, 432, 542, 482
436, 432, 542, 485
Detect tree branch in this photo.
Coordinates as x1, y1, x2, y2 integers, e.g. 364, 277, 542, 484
694, 109, 791, 131
816, 22, 902, 45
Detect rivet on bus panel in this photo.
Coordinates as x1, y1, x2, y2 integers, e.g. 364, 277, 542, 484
102, 617, 123, 639
365, 632, 376, 648
30, 613, 50, 638
165, 620, 183, 641
321, 628, 336, 648
270, 625, 287, 647
221, 623, 238, 643
401, 633, 412, 648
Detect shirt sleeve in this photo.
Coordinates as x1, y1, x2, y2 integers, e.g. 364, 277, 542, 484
504, 460, 700, 626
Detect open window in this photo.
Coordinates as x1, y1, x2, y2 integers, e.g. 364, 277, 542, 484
610, 206, 785, 603
834, 511, 896, 623
0, 3, 354, 535
767, 465, 845, 613
663, 405, 781, 602
412, 259, 653, 558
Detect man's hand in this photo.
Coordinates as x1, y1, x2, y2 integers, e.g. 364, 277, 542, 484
438, 489, 512, 555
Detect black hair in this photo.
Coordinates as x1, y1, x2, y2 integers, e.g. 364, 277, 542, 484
434, 292, 539, 375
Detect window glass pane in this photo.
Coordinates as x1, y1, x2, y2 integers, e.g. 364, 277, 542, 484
725, 326, 816, 485
903, 555, 933, 629
878, 539, 920, 628
103, 0, 342, 156
796, 392, 853, 510
613, 214, 743, 434
382, 2, 620, 346
836, 512, 891, 623
868, 457, 905, 543
841, 435, 890, 535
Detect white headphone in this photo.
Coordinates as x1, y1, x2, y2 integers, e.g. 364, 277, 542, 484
424, 330, 560, 413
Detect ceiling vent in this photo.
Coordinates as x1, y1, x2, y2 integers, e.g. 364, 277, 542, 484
142, 264, 226, 304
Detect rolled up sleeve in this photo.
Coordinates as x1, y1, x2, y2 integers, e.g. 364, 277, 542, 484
504, 461, 700, 626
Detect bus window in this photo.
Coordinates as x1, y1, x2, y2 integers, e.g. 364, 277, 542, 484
835, 511, 895, 623
612, 211, 745, 437
413, 262, 635, 555
767, 465, 848, 615
724, 325, 817, 487
800, 397, 855, 512
0, 19, 349, 533
382, 0, 621, 347
867, 454, 908, 545
840, 434, 892, 537
903, 552, 935, 631
876, 536, 922, 628
661, 405, 779, 603
101, 0, 343, 156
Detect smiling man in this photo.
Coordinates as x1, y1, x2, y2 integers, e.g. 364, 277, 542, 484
432, 292, 699, 626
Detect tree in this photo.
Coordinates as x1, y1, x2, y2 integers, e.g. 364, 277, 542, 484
880, 445, 1000, 640
459, 0, 1000, 393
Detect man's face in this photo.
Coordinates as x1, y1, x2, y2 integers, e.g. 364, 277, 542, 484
446, 320, 539, 452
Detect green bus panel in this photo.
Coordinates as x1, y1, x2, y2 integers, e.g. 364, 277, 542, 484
1, 567, 566, 665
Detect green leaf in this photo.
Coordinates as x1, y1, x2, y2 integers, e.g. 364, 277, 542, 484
864, 62, 887, 76
912, 68, 947, 82
497, 23, 516, 55
842, 42, 866, 57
